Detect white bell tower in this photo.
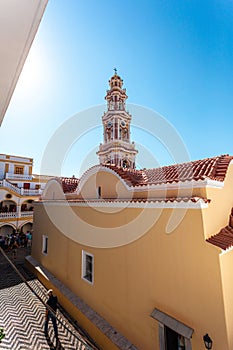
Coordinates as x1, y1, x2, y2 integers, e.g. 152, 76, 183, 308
97, 70, 138, 169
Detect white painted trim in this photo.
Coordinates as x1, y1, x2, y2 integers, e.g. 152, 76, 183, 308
38, 198, 209, 209
220, 245, 233, 255
81, 250, 94, 285
42, 235, 48, 255
139, 178, 224, 191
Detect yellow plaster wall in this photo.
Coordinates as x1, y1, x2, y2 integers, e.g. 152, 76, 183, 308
78, 169, 209, 201
219, 249, 233, 349
79, 171, 129, 199
136, 186, 207, 200
32, 201, 228, 350
203, 165, 233, 238
5, 163, 9, 174
42, 179, 65, 200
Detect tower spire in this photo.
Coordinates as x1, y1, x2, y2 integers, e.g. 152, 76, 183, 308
97, 72, 138, 169
105, 70, 127, 111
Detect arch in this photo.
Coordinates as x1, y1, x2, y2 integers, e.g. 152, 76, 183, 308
20, 222, 33, 234
0, 199, 17, 213
21, 199, 34, 212
104, 158, 112, 165
122, 159, 131, 169
0, 224, 15, 237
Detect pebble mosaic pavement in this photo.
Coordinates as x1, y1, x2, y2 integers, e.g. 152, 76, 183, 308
0, 247, 99, 350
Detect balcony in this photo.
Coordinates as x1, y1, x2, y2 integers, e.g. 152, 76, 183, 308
0, 180, 21, 194
98, 140, 137, 153
0, 211, 33, 221
21, 189, 42, 196
0, 212, 17, 219
5, 173, 33, 181
0, 180, 42, 196
20, 211, 34, 218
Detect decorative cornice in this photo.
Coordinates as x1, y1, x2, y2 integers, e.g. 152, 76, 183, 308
38, 197, 209, 209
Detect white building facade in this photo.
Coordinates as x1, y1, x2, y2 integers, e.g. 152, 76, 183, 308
0, 153, 52, 236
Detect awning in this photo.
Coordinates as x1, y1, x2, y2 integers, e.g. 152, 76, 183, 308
151, 308, 194, 339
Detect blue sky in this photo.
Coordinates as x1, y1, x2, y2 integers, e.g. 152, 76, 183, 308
1, 0, 233, 177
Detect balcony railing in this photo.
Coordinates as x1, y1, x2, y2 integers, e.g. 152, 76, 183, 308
21, 189, 42, 196
98, 140, 137, 152
0, 180, 21, 194
0, 212, 17, 219
0, 180, 42, 196
0, 211, 33, 220
20, 211, 34, 217
5, 173, 33, 181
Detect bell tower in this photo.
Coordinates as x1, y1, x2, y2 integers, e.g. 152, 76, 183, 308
97, 70, 138, 169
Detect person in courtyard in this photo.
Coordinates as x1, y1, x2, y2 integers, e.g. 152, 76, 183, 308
11, 239, 18, 259
26, 230, 32, 247
44, 289, 58, 341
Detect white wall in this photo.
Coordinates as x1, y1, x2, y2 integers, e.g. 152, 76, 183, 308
0, 163, 5, 179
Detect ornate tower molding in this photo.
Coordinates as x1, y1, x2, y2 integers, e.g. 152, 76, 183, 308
97, 70, 138, 169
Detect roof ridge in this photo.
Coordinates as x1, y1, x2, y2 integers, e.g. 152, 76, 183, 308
60, 154, 233, 194
207, 207, 233, 250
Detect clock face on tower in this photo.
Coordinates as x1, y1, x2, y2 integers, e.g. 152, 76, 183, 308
120, 120, 126, 127
107, 121, 113, 128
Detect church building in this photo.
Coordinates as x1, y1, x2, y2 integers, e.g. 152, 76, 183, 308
28, 71, 233, 350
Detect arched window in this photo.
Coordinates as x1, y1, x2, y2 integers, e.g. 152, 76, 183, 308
122, 159, 130, 168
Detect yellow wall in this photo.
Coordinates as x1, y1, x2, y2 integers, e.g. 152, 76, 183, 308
31, 165, 233, 350
32, 200, 228, 349
219, 249, 233, 349
42, 179, 66, 200
79, 170, 127, 199
203, 165, 233, 238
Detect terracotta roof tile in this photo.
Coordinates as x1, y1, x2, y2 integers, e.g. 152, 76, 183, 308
207, 209, 233, 250
60, 154, 233, 194
105, 154, 233, 187
67, 196, 209, 204
61, 177, 79, 193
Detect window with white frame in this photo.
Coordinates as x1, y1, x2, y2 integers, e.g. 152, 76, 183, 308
82, 250, 94, 284
42, 235, 48, 255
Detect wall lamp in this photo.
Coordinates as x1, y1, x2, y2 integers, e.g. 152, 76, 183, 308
203, 333, 213, 349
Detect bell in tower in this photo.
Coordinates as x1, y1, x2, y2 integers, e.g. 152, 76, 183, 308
97, 70, 138, 169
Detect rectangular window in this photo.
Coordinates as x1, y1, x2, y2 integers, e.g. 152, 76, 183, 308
82, 250, 94, 284
15, 166, 24, 174
42, 235, 48, 255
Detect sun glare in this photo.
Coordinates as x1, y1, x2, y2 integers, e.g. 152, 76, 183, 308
16, 45, 49, 95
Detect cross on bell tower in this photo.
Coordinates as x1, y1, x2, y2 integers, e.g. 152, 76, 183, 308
97, 70, 138, 169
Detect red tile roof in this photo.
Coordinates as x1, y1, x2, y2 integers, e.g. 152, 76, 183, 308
60, 154, 233, 194
61, 177, 79, 193
207, 209, 233, 250
105, 154, 233, 187
67, 196, 209, 204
